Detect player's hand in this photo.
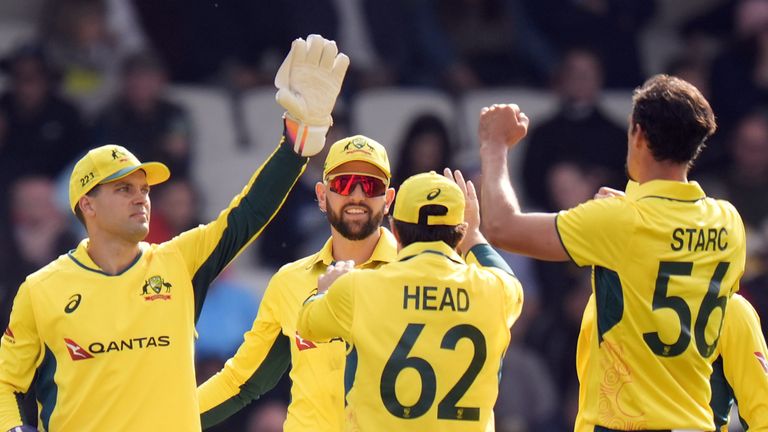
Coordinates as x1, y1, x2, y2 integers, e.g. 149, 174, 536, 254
275, 34, 350, 156
478, 104, 529, 153
594, 186, 625, 200
317, 260, 355, 294
444, 168, 486, 255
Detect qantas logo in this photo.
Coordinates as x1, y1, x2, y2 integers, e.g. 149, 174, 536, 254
756, 352, 768, 374
63, 336, 171, 360
64, 338, 94, 361
295, 332, 317, 351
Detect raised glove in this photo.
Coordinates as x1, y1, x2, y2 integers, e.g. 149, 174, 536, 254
275, 34, 350, 156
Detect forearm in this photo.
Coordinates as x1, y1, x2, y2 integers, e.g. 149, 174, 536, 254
296, 296, 350, 343
0, 389, 25, 431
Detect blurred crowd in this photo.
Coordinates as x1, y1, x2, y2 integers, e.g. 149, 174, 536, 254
0, 0, 766, 431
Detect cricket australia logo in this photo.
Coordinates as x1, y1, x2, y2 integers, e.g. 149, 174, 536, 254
142, 275, 172, 301
343, 137, 375, 155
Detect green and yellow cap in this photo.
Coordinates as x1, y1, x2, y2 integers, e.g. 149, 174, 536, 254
69, 144, 170, 213
393, 171, 464, 226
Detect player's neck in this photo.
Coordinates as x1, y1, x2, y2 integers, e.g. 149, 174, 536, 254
635, 161, 688, 184
85, 234, 142, 275
330, 228, 381, 266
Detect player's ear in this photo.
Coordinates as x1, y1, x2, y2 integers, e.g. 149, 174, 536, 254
384, 188, 395, 214
79, 196, 96, 217
315, 181, 327, 213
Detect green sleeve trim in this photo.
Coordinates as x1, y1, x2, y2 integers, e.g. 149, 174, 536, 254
192, 142, 307, 321
35, 345, 58, 431
201, 334, 291, 429
708, 356, 734, 428
594, 266, 624, 344
466, 244, 514, 275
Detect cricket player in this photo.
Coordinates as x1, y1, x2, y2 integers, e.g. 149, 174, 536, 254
478, 74, 746, 430
198, 134, 397, 431
297, 169, 524, 431
572, 185, 768, 432
0, 34, 348, 431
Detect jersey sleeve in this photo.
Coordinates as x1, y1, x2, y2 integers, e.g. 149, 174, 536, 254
0, 282, 43, 430
556, 197, 635, 269
719, 295, 768, 430
296, 273, 355, 344
198, 278, 290, 429
170, 135, 308, 321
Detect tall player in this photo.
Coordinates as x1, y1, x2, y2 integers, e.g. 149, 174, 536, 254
297, 169, 523, 431
478, 75, 746, 430
0, 34, 348, 431
198, 135, 397, 431
571, 185, 768, 431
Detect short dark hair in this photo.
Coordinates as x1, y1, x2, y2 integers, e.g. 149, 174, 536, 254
391, 205, 466, 249
631, 74, 717, 165
74, 185, 101, 227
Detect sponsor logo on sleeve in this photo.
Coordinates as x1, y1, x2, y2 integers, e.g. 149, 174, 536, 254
756, 352, 768, 374
295, 332, 317, 351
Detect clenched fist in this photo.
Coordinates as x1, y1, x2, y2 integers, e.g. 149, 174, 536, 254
478, 104, 529, 152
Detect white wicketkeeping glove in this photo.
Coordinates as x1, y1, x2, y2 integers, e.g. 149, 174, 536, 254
275, 34, 350, 156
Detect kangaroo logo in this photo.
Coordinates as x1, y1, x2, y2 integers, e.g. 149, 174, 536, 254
343, 138, 374, 153
111, 149, 126, 160
142, 276, 172, 301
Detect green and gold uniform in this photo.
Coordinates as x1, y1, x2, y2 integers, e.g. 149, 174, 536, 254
558, 180, 746, 431
576, 293, 768, 432
0, 142, 307, 431
199, 228, 397, 431
297, 241, 523, 432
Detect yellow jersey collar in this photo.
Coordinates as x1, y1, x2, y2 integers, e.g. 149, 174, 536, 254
306, 227, 398, 269
68, 238, 145, 276
397, 241, 463, 264
626, 179, 706, 203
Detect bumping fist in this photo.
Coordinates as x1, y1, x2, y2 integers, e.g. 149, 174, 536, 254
275, 34, 350, 156
317, 260, 355, 294
478, 103, 529, 151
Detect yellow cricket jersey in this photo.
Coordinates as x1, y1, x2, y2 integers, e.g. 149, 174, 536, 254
712, 294, 768, 431
198, 228, 397, 431
575, 293, 768, 432
558, 180, 746, 431
297, 241, 523, 432
0, 142, 307, 431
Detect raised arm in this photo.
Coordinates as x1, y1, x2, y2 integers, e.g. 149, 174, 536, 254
478, 104, 569, 262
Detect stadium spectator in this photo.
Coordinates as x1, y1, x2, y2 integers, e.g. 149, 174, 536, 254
524, 0, 655, 89
0, 44, 87, 209
522, 48, 626, 211
91, 51, 193, 178
710, 0, 768, 135
391, 113, 455, 190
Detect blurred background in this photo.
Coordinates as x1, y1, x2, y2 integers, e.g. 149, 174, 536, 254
0, 0, 766, 430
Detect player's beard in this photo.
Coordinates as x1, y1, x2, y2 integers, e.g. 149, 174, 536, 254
326, 201, 383, 240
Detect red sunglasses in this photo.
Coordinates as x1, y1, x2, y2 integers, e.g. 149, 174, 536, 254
326, 173, 388, 197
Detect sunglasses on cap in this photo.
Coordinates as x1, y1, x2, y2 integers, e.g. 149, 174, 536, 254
326, 173, 388, 197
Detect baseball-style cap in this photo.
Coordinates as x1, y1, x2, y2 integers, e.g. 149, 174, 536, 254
393, 171, 464, 226
69, 144, 170, 213
323, 135, 391, 179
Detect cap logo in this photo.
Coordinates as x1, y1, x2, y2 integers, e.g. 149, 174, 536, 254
344, 137, 374, 155
111, 148, 130, 163
427, 188, 441, 200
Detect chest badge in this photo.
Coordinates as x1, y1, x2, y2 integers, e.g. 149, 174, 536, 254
142, 275, 172, 301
